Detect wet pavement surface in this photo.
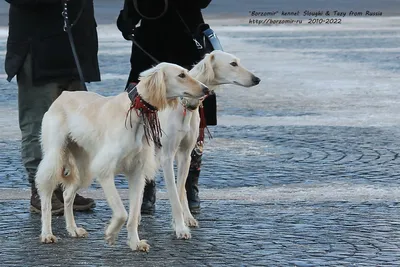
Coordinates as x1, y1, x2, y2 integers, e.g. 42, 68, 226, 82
1, 1, 400, 266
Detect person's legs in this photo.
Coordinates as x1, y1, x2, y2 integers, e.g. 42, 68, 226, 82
126, 40, 160, 214
18, 54, 64, 215
185, 94, 217, 213
18, 54, 95, 214
186, 139, 203, 214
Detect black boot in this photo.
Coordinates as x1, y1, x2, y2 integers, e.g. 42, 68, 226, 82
186, 141, 203, 214
54, 185, 96, 212
141, 180, 156, 214
186, 169, 201, 214
30, 183, 64, 216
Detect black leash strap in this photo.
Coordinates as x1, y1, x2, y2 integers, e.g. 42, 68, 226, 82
175, 10, 203, 50
131, 38, 160, 64
62, 0, 87, 91
125, 82, 138, 100
176, 10, 224, 52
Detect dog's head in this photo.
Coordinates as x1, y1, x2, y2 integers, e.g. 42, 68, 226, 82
138, 63, 209, 110
192, 50, 261, 88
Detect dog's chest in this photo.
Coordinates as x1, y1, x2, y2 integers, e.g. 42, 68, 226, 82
180, 110, 196, 133
118, 131, 148, 169
122, 144, 144, 162
122, 124, 146, 152
180, 123, 191, 133
176, 113, 200, 145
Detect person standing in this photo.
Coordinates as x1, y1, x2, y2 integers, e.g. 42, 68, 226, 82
117, 0, 215, 214
4, 0, 100, 214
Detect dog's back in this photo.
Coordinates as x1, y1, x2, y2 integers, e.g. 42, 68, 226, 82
47, 91, 132, 149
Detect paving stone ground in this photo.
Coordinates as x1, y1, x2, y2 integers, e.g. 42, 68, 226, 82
1, 200, 400, 266
1, 1, 400, 266
3, 125, 400, 190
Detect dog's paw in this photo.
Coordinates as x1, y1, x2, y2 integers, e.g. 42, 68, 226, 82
105, 232, 118, 245
41, 234, 58, 243
128, 239, 150, 252
68, 227, 88, 238
185, 216, 199, 228
104, 224, 118, 245
105, 225, 119, 245
175, 226, 191, 239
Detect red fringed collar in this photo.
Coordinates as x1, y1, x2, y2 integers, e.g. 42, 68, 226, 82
198, 103, 212, 142
125, 83, 162, 148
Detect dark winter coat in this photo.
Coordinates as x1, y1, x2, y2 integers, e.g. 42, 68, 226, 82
117, 0, 217, 126
118, 0, 212, 83
5, 0, 101, 86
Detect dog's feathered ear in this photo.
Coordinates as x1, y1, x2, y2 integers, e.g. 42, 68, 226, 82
199, 53, 215, 84
139, 66, 167, 110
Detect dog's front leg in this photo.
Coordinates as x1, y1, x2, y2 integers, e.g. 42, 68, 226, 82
161, 155, 191, 239
126, 171, 150, 252
176, 150, 199, 228
97, 176, 128, 246
64, 184, 88, 238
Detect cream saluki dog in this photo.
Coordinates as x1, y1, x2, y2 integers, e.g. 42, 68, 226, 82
157, 50, 261, 239
35, 62, 209, 252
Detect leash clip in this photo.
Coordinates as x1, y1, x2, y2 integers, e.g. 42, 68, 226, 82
193, 39, 203, 50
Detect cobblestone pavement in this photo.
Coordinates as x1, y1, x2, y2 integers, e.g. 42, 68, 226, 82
1, 200, 400, 266
3, 125, 400, 190
1, 2, 400, 265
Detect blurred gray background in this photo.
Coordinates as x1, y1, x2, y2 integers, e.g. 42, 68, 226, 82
1, 0, 400, 26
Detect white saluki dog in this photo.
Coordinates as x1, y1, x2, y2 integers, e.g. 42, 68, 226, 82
157, 50, 261, 239
35, 62, 209, 252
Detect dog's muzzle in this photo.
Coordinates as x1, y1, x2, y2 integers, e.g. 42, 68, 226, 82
252, 75, 261, 85
202, 85, 210, 95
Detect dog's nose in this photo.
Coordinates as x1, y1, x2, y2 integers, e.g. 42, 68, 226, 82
252, 76, 261, 85
202, 85, 210, 95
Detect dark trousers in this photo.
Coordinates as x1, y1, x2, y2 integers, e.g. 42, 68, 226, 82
17, 54, 84, 185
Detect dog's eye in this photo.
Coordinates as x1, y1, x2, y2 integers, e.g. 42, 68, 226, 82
230, 62, 238, 67
178, 73, 186, 78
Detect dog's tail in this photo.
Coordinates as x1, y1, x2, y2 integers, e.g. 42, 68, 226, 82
35, 109, 79, 194
36, 147, 79, 187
